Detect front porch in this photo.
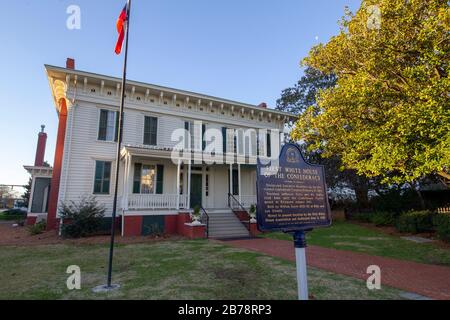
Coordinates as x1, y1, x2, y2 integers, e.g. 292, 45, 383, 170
119, 145, 257, 212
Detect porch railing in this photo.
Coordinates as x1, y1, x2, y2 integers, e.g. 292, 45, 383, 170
127, 194, 188, 210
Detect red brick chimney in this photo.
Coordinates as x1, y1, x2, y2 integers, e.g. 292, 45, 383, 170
66, 58, 75, 70
34, 125, 47, 167
258, 102, 268, 109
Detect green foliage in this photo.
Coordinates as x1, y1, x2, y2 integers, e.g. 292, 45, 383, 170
28, 221, 46, 236
370, 211, 397, 227
192, 206, 201, 221
59, 196, 105, 239
0, 209, 27, 221
396, 210, 434, 234
350, 211, 397, 226
293, 0, 450, 184
433, 213, 450, 243
370, 188, 423, 213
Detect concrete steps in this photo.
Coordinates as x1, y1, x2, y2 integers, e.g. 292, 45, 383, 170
206, 209, 250, 239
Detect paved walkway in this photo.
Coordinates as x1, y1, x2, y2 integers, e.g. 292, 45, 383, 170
223, 238, 450, 300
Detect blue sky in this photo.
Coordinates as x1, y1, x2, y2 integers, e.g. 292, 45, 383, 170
0, 0, 361, 187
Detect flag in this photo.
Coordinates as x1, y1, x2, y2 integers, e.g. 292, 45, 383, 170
115, 5, 128, 55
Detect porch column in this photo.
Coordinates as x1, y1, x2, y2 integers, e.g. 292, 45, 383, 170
123, 154, 132, 210
238, 163, 242, 203
229, 164, 233, 196
187, 161, 192, 209
27, 177, 36, 213
176, 159, 181, 210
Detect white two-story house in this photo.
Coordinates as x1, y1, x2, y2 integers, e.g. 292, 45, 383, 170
34, 59, 295, 238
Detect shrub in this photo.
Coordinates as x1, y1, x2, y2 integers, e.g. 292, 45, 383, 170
0, 209, 27, 221
370, 211, 397, 227
59, 196, 105, 239
396, 210, 434, 234
433, 213, 450, 242
28, 221, 46, 235
351, 211, 372, 223
370, 188, 423, 214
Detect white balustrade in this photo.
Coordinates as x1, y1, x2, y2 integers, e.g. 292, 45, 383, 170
127, 194, 188, 210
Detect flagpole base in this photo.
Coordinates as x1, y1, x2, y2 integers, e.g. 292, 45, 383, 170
92, 284, 121, 293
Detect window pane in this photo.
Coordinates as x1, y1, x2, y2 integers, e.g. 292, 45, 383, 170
141, 165, 156, 194
98, 110, 108, 140
144, 117, 158, 145
106, 111, 116, 141
94, 161, 111, 194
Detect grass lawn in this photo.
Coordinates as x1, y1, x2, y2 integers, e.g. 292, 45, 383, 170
0, 240, 405, 300
261, 221, 450, 266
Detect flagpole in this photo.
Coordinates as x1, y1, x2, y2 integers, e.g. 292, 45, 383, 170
106, 0, 131, 289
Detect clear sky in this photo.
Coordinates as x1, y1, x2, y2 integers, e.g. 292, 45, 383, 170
0, 0, 361, 187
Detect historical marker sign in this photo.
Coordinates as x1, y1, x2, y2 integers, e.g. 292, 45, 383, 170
256, 143, 332, 232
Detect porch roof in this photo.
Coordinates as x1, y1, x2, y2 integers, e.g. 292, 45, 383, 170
121, 144, 261, 165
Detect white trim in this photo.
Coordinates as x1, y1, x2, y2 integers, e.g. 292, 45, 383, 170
28, 177, 36, 213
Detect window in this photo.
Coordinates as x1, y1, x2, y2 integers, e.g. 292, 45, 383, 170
98, 110, 118, 141
267, 131, 272, 157
144, 116, 158, 146
133, 163, 164, 194
94, 161, 112, 194
185, 121, 192, 149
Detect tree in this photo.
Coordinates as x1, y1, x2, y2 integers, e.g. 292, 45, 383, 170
22, 178, 32, 208
277, 67, 373, 207
292, 0, 449, 191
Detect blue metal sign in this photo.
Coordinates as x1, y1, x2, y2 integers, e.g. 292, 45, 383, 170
256, 143, 332, 232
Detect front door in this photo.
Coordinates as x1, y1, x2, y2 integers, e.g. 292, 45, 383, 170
190, 174, 202, 209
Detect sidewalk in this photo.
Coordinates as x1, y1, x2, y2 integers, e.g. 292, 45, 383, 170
223, 238, 450, 300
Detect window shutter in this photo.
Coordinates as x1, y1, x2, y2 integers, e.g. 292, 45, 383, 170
133, 163, 142, 194
94, 161, 104, 193
103, 162, 112, 193
202, 124, 206, 151
156, 165, 164, 194
98, 110, 108, 140
267, 131, 272, 157
222, 127, 227, 154
151, 117, 158, 145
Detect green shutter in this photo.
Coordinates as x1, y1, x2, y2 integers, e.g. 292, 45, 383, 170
102, 162, 112, 194
94, 161, 103, 193
156, 165, 164, 194
133, 163, 142, 194
222, 127, 227, 154
98, 110, 108, 140
202, 124, 206, 151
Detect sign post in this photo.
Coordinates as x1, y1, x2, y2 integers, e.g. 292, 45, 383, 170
294, 231, 308, 300
256, 143, 332, 300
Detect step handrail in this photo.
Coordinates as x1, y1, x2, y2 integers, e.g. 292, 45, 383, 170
228, 193, 251, 231
200, 206, 210, 239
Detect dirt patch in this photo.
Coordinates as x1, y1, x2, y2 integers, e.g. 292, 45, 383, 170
0, 222, 185, 247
